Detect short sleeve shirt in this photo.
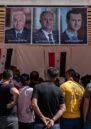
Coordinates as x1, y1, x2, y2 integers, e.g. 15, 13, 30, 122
32, 81, 65, 123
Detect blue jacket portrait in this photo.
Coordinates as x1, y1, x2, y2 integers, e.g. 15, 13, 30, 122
5, 28, 31, 43
61, 31, 87, 44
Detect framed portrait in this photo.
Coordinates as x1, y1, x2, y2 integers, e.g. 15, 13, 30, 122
60, 7, 87, 45
5, 7, 31, 44
32, 7, 59, 44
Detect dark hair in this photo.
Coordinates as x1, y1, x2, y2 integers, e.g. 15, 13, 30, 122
74, 72, 80, 83
47, 67, 59, 78
66, 9, 82, 23
39, 77, 44, 83
65, 69, 76, 80
40, 11, 54, 21
81, 75, 91, 88
30, 71, 39, 82
20, 73, 29, 86
3, 70, 13, 80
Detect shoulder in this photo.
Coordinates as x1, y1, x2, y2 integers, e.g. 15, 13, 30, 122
86, 83, 91, 91
23, 27, 30, 31
61, 31, 69, 44
5, 28, 15, 33
23, 28, 31, 33
61, 31, 67, 36
33, 29, 42, 35
61, 31, 69, 40
60, 81, 69, 88
27, 87, 33, 92
53, 31, 59, 37
53, 30, 59, 34
60, 80, 74, 91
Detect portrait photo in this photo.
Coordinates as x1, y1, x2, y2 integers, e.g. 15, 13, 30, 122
5, 7, 31, 44
32, 7, 59, 44
60, 7, 87, 44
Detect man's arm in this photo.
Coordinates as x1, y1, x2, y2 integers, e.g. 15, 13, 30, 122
52, 103, 66, 122
47, 103, 66, 128
7, 87, 19, 109
31, 98, 50, 126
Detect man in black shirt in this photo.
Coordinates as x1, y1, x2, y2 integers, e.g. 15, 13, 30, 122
0, 70, 19, 129
32, 67, 66, 129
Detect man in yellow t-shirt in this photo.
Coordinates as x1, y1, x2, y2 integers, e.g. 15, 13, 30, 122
60, 69, 84, 129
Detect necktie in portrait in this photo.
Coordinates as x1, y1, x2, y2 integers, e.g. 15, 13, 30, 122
16, 32, 21, 40
48, 33, 54, 44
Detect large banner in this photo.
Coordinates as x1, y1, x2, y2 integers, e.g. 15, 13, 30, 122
5, 6, 87, 45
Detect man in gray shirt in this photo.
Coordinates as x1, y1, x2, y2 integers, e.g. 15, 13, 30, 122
83, 82, 91, 129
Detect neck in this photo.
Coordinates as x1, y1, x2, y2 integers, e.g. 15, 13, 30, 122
42, 29, 52, 33
3, 79, 10, 84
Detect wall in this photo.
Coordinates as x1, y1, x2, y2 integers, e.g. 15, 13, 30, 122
0, 0, 91, 78
0, 44, 90, 79
0, 0, 90, 5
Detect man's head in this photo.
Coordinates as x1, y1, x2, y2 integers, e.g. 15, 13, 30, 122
40, 11, 54, 32
65, 69, 76, 81
47, 67, 59, 80
30, 71, 39, 83
20, 73, 30, 86
2, 70, 13, 81
12, 11, 26, 31
66, 9, 82, 33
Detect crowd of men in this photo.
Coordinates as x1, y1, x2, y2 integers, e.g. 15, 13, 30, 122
0, 67, 91, 129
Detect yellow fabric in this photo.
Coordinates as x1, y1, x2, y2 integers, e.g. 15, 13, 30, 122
60, 80, 84, 118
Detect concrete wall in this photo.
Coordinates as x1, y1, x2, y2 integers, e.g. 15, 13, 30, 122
0, 0, 91, 5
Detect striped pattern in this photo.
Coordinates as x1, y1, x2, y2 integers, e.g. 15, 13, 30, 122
0, 7, 5, 43
88, 7, 91, 44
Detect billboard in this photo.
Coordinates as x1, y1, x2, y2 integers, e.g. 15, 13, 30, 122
4, 6, 87, 45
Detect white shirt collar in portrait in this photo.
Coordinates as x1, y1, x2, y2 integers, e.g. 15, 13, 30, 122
66, 30, 78, 41
16, 29, 23, 35
42, 29, 55, 43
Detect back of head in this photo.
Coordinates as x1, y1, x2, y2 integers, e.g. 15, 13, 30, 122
30, 71, 39, 83
81, 74, 91, 88
74, 72, 80, 83
47, 67, 59, 79
65, 69, 76, 81
20, 73, 29, 86
3, 70, 13, 80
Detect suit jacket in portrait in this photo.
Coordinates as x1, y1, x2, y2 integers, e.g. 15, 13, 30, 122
61, 31, 87, 44
5, 28, 31, 43
33, 29, 59, 44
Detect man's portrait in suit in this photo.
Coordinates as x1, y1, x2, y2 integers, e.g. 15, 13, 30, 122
33, 8, 59, 44
5, 7, 31, 43
61, 7, 87, 44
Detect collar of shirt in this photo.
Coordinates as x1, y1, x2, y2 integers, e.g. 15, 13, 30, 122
16, 29, 23, 35
66, 30, 78, 40
42, 29, 54, 42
